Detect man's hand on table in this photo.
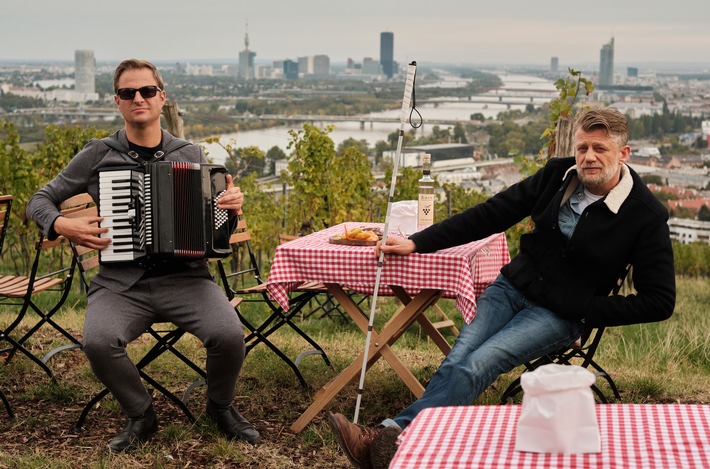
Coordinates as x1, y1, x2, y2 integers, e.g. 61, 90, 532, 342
375, 235, 416, 258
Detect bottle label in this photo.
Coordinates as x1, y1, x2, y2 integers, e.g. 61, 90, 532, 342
418, 193, 435, 230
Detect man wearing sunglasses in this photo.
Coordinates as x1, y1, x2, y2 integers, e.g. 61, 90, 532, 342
27, 59, 259, 452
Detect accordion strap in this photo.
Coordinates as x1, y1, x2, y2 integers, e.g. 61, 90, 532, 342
101, 135, 192, 162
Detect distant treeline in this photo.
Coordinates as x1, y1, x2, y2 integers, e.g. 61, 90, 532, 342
672, 241, 710, 277
486, 108, 707, 158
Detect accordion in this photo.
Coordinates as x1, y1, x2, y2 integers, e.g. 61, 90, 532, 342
98, 161, 232, 264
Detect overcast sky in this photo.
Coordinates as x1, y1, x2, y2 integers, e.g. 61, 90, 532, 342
2, 1, 708, 69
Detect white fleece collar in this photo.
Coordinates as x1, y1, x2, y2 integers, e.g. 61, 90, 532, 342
562, 164, 633, 214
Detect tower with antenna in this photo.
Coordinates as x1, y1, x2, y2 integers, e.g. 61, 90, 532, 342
239, 21, 256, 80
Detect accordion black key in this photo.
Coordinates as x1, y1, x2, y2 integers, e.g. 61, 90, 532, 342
98, 161, 231, 263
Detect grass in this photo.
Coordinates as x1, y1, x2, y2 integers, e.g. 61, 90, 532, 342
0, 277, 708, 468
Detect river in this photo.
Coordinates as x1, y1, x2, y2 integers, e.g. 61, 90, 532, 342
201, 72, 557, 165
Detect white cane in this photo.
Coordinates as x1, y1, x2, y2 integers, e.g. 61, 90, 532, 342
353, 61, 418, 424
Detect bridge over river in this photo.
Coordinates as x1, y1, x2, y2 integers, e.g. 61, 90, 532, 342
242, 90, 555, 128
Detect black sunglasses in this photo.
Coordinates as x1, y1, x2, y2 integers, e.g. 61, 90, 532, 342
116, 85, 162, 100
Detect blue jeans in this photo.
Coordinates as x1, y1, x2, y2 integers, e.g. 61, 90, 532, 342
385, 275, 582, 429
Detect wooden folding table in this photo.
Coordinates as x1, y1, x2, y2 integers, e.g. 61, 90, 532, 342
266, 223, 510, 432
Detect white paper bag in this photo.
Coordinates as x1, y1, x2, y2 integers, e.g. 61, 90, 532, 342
389, 200, 418, 236
514, 364, 601, 454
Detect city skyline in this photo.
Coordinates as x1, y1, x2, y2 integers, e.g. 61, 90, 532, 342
2, 1, 709, 69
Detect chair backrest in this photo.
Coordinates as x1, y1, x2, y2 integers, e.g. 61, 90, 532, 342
0, 195, 12, 257
216, 213, 264, 298
0, 196, 89, 322
278, 234, 298, 245
58, 194, 100, 289
22, 193, 99, 296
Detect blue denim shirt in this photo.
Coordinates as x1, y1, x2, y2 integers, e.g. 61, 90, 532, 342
558, 184, 583, 240
558, 184, 603, 239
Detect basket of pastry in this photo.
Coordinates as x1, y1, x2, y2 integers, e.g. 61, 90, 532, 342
329, 225, 383, 246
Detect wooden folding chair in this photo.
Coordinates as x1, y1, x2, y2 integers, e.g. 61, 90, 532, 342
0, 202, 81, 381
217, 214, 332, 388
500, 266, 631, 404
0, 194, 16, 419
52, 194, 208, 430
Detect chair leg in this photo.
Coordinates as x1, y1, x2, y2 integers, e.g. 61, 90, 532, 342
278, 311, 331, 368
300, 294, 334, 320
591, 367, 621, 400
304, 293, 348, 321
136, 328, 203, 422
576, 348, 621, 400
268, 293, 332, 368
591, 382, 609, 404
145, 329, 206, 379
500, 356, 620, 405
239, 313, 310, 389
499, 356, 553, 404
25, 299, 83, 348
3, 299, 82, 369
138, 370, 196, 423
74, 387, 111, 431
500, 376, 523, 404
1, 388, 15, 420
1, 334, 56, 382
74, 328, 205, 430
249, 292, 332, 370
259, 310, 332, 369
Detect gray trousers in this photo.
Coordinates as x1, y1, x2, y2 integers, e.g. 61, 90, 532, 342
83, 269, 245, 418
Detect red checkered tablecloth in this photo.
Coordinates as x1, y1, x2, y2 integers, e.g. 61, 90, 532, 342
266, 223, 510, 324
390, 404, 710, 469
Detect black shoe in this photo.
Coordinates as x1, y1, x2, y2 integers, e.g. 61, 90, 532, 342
107, 405, 159, 453
370, 426, 402, 469
206, 399, 261, 444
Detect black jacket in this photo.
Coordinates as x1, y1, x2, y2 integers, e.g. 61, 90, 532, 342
410, 157, 675, 328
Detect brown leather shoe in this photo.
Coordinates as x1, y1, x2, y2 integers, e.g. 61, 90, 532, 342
327, 412, 380, 469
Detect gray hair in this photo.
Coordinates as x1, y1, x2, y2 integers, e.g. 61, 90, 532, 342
574, 107, 629, 147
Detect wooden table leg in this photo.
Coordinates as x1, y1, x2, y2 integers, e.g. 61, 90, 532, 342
390, 286, 452, 356
290, 286, 441, 432
328, 285, 436, 394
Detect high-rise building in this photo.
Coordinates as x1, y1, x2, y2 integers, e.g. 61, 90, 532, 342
295, 55, 330, 79
239, 22, 256, 80
75, 50, 95, 95
599, 38, 614, 87
380, 32, 394, 79
363, 57, 383, 75
313, 55, 330, 78
297, 56, 313, 77
550, 57, 559, 73
283, 60, 299, 80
